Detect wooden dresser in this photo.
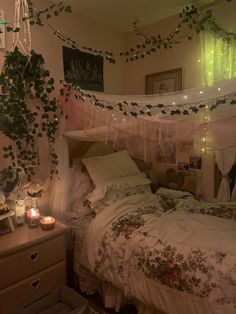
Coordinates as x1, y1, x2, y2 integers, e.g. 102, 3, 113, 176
0, 222, 68, 314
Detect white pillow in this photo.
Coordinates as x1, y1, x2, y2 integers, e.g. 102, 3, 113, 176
82, 151, 140, 186
156, 187, 192, 199
86, 173, 151, 205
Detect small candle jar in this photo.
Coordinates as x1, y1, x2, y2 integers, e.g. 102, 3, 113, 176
40, 216, 56, 230
15, 199, 25, 225
27, 208, 40, 228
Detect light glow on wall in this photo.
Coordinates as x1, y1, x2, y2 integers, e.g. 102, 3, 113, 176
202, 36, 236, 86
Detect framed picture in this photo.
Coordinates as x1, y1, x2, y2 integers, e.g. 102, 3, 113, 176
63, 46, 104, 92
189, 156, 202, 170
145, 68, 182, 95
0, 10, 5, 49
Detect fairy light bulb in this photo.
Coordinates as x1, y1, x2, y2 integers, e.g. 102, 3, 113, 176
199, 90, 203, 94
217, 87, 221, 91
172, 102, 176, 105
202, 137, 206, 142
201, 147, 206, 153
183, 95, 188, 100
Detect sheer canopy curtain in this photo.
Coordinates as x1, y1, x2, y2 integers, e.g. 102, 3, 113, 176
215, 148, 236, 202
49, 136, 71, 221
201, 1, 236, 86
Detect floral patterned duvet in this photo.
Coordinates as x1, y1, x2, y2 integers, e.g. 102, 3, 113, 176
78, 193, 236, 314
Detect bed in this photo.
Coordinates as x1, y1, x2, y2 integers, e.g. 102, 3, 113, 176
67, 148, 236, 314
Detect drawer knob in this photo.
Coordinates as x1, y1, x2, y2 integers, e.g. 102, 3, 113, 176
29, 251, 38, 262
31, 278, 40, 290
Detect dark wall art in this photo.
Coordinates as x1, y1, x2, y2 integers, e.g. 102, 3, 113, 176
63, 46, 104, 92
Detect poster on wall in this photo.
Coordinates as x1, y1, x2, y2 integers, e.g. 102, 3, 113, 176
0, 10, 5, 49
63, 46, 104, 92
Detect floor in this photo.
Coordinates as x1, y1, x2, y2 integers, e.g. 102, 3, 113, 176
85, 292, 138, 314
67, 251, 138, 313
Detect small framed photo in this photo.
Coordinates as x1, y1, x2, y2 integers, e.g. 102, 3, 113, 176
189, 156, 202, 170
178, 162, 189, 171
145, 68, 182, 95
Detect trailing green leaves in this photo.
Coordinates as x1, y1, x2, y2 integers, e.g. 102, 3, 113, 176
62, 83, 236, 119
0, 48, 59, 192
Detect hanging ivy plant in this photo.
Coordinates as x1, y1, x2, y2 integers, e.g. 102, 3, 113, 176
0, 47, 59, 193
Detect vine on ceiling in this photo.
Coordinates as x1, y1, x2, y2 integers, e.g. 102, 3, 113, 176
1, 0, 235, 64
28, 0, 236, 64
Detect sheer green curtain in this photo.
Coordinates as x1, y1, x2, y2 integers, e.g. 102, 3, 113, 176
201, 1, 236, 86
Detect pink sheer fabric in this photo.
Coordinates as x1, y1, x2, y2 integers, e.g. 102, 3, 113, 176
59, 80, 236, 163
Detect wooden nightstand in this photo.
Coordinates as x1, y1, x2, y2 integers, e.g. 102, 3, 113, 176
0, 222, 68, 314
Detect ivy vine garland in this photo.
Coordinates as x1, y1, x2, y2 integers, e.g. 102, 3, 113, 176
2, 0, 233, 64
61, 84, 236, 118
0, 48, 59, 193
38, 0, 235, 64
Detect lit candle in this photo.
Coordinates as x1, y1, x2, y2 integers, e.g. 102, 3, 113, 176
40, 216, 56, 230
27, 208, 40, 228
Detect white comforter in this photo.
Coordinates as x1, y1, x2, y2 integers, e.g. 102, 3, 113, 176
78, 193, 236, 314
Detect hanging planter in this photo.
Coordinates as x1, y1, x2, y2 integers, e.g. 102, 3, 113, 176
0, 47, 59, 193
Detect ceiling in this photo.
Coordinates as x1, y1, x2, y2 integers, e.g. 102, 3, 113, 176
69, 0, 216, 33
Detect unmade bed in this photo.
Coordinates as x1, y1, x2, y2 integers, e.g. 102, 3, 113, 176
66, 150, 236, 314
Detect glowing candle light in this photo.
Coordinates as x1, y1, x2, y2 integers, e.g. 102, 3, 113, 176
40, 216, 56, 230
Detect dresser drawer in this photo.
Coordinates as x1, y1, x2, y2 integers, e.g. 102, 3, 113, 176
0, 235, 65, 289
0, 260, 66, 314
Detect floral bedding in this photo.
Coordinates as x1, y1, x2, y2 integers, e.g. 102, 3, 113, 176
77, 192, 236, 314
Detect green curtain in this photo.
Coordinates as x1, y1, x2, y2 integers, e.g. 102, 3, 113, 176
201, 1, 236, 86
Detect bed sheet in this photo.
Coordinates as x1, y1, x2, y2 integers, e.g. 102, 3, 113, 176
73, 192, 236, 314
